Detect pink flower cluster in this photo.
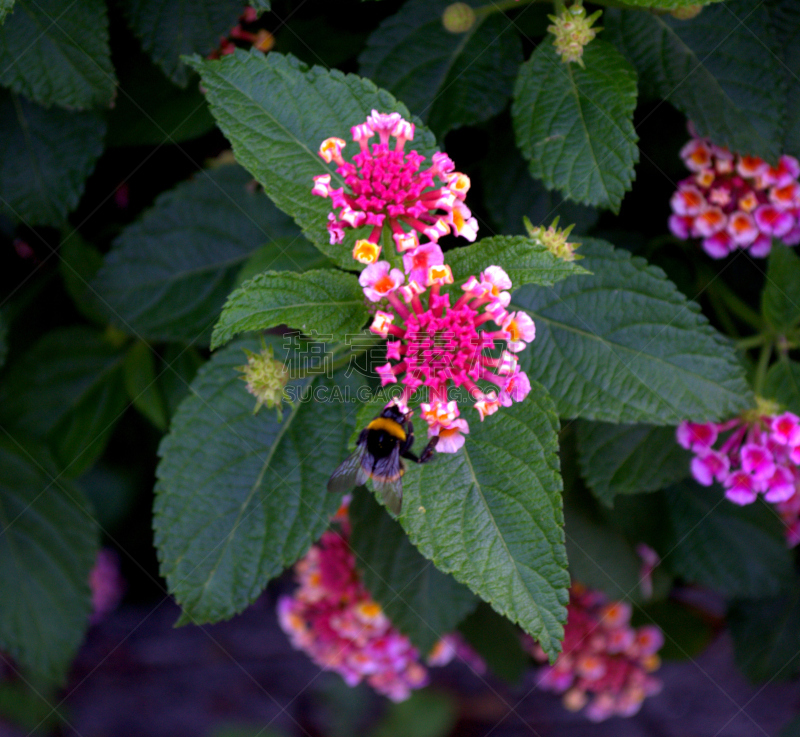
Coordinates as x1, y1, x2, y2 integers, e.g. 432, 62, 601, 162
677, 411, 800, 506
528, 585, 663, 722
209, 7, 274, 58
278, 522, 482, 701
313, 112, 535, 451
362, 262, 534, 451
89, 549, 124, 625
669, 132, 800, 259
313, 110, 478, 253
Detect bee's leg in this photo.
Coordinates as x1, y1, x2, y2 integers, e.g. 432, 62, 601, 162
419, 436, 439, 463
400, 447, 421, 463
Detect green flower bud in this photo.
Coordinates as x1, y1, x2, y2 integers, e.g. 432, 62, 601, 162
442, 2, 476, 34
524, 216, 581, 262
547, 3, 603, 67
670, 5, 702, 20
236, 341, 291, 419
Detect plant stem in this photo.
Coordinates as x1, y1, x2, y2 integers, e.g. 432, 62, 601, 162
754, 342, 773, 396
703, 274, 763, 331
736, 333, 769, 351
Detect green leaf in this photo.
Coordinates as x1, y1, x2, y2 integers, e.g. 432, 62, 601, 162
0, 0, 13, 24
0, 438, 97, 682
123, 341, 169, 431
632, 600, 713, 661
0, 92, 106, 227
107, 49, 215, 147
511, 238, 752, 424
0, 0, 115, 109
59, 231, 106, 325
159, 344, 205, 418
211, 270, 369, 350
372, 691, 458, 737
186, 50, 438, 269
604, 2, 784, 161
0, 327, 127, 477
447, 235, 589, 290
763, 244, 800, 331
154, 337, 366, 623
234, 238, 334, 288
664, 481, 794, 598
729, 588, 800, 682
122, 0, 243, 86
770, 1, 800, 158
93, 164, 299, 345
512, 40, 639, 212
457, 603, 528, 683
358, 0, 522, 137
563, 504, 652, 603
249, 0, 270, 10
764, 360, 800, 414
349, 488, 478, 656
576, 421, 691, 506
482, 127, 598, 236
398, 383, 569, 660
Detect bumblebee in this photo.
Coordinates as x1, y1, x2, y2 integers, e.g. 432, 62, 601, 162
327, 404, 438, 515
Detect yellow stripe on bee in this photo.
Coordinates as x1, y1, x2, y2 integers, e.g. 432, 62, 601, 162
367, 417, 407, 441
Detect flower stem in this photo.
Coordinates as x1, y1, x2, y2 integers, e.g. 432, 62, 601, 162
736, 333, 769, 351
754, 342, 773, 396
702, 271, 763, 331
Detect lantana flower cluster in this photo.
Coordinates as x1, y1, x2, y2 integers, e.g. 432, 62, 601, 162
313, 110, 477, 251
528, 584, 664, 722
209, 7, 274, 58
669, 132, 800, 259
678, 406, 800, 545
313, 112, 536, 451
277, 516, 483, 701
89, 549, 124, 625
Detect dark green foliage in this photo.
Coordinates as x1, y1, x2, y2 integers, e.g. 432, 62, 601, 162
350, 488, 478, 656
0, 92, 105, 226
512, 239, 752, 424
359, 0, 522, 137
513, 40, 639, 212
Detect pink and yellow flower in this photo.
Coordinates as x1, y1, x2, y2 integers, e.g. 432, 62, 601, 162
528, 584, 663, 722
669, 128, 800, 258
278, 514, 484, 701
360, 263, 533, 444
312, 111, 477, 252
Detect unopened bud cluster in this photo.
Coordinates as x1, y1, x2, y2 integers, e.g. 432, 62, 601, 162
525, 216, 581, 261
236, 343, 290, 418
547, 3, 602, 66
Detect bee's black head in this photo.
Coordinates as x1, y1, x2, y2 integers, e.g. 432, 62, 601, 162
379, 403, 407, 424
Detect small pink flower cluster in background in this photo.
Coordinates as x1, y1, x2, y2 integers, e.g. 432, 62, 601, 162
313, 112, 536, 451
528, 584, 663, 722
278, 518, 484, 701
678, 409, 800, 546
209, 7, 274, 58
89, 549, 125, 625
677, 411, 800, 504
669, 130, 800, 259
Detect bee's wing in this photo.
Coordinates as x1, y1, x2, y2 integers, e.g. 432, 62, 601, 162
371, 444, 404, 515
327, 433, 372, 495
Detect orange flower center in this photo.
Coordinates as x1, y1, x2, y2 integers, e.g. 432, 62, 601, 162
374, 275, 395, 293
